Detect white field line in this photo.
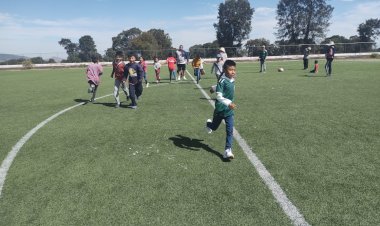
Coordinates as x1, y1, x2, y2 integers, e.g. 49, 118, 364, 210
0, 93, 113, 197
186, 70, 310, 226
0, 83, 169, 197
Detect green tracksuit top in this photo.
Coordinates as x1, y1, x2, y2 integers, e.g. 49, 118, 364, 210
215, 75, 235, 117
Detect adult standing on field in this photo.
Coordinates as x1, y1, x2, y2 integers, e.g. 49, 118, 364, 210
303, 46, 311, 70
175, 45, 189, 80
325, 41, 335, 76
259, 45, 268, 73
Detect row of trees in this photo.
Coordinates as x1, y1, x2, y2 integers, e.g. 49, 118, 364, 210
57, 0, 380, 62
0, 57, 56, 65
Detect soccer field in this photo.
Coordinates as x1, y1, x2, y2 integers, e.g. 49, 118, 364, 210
0, 59, 379, 225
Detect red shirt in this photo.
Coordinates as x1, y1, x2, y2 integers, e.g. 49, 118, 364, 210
166, 57, 176, 70
112, 60, 125, 81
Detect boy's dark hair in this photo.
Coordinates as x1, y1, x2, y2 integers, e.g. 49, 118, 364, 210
315, 60, 318, 64
91, 56, 99, 63
168, 52, 173, 57
223, 60, 236, 71
115, 50, 124, 58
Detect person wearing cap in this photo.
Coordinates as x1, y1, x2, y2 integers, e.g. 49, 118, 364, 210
219, 47, 228, 62
325, 41, 335, 76
303, 46, 311, 70
259, 45, 268, 73
111, 51, 129, 108
175, 45, 189, 80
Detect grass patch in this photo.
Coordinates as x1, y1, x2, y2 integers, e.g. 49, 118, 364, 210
0, 59, 379, 225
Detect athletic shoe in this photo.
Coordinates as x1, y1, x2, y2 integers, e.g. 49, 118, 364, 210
115, 103, 120, 108
183, 76, 187, 80
177, 77, 181, 81
205, 119, 213, 134
223, 148, 234, 159
128, 105, 137, 109
146, 82, 149, 88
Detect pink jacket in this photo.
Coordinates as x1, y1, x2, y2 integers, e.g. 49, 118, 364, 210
86, 63, 103, 85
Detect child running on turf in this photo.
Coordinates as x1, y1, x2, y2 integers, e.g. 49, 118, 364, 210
139, 56, 149, 87
211, 54, 224, 81
192, 54, 202, 82
86, 56, 103, 103
153, 56, 161, 83
124, 54, 144, 109
166, 52, 177, 83
110, 51, 129, 108
205, 60, 237, 160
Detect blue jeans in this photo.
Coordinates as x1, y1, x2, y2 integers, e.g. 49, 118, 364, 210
207, 114, 234, 150
194, 68, 200, 79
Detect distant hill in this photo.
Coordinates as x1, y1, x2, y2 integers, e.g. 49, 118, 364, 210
0, 53, 27, 62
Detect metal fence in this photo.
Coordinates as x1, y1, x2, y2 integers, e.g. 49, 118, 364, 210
1, 42, 378, 64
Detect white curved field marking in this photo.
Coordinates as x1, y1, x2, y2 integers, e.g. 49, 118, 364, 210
0, 83, 171, 197
186, 70, 310, 226
0, 94, 113, 197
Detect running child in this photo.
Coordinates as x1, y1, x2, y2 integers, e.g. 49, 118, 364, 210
153, 56, 161, 84
124, 54, 144, 109
86, 56, 103, 103
110, 51, 129, 108
139, 56, 149, 87
205, 60, 237, 160
192, 54, 202, 83
166, 52, 177, 83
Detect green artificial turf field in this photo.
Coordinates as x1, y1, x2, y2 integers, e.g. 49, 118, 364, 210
0, 59, 379, 225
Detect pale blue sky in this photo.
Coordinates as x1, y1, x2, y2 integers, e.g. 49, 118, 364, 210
0, 0, 379, 58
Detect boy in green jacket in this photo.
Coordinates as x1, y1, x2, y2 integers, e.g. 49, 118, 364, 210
206, 60, 237, 160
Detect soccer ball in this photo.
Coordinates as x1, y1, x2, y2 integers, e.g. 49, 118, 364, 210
278, 67, 284, 72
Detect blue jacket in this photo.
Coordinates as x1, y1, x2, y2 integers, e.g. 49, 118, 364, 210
124, 62, 143, 85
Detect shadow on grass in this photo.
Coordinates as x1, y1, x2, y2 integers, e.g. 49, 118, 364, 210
169, 135, 227, 161
74, 98, 90, 105
74, 98, 130, 108
300, 74, 328, 78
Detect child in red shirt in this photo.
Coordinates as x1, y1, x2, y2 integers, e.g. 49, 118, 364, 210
166, 52, 177, 83
310, 60, 319, 74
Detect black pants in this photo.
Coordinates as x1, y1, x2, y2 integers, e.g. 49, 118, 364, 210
129, 82, 143, 106
303, 58, 309, 69
325, 58, 334, 75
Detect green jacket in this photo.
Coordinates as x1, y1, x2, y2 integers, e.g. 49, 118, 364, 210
214, 75, 235, 117
259, 49, 268, 60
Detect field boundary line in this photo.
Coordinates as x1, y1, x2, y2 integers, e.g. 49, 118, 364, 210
186, 70, 310, 226
0, 83, 171, 198
0, 94, 113, 197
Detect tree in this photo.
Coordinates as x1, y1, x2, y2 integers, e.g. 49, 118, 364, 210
357, 18, 380, 51
128, 32, 159, 59
276, 0, 333, 45
147, 29, 172, 49
214, 0, 254, 56
189, 40, 220, 58
58, 38, 80, 62
245, 38, 271, 56
78, 35, 99, 62
111, 27, 142, 52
